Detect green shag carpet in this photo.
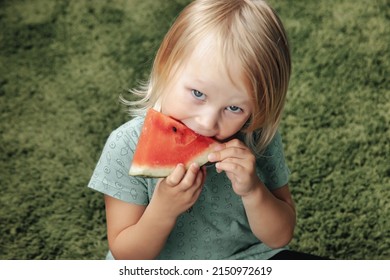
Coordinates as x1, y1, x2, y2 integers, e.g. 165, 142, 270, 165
0, 0, 389, 259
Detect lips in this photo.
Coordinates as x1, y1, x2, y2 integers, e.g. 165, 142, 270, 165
189, 126, 217, 138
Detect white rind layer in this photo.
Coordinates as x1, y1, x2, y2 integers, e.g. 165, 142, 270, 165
129, 148, 213, 178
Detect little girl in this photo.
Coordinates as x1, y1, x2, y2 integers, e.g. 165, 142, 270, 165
89, 0, 320, 260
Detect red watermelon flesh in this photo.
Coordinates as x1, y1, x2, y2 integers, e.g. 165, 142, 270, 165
129, 109, 219, 177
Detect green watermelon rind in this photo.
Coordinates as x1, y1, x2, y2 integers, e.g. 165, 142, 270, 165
129, 145, 215, 178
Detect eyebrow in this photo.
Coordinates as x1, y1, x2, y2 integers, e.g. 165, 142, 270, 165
193, 77, 208, 86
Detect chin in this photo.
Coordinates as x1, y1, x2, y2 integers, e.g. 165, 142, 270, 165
217, 133, 241, 143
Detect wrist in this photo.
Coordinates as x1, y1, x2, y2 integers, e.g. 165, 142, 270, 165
144, 202, 178, 229
241, 180, 267, 204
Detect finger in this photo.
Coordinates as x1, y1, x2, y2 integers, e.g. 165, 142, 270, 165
215, 161, 241, 173
192, 181, 204, 200
217, 139, 246, 149
165, 164, 186, 186
200, 166, 207, 184
208, 145, 250, 163
193, 165, 206, 188
180, 163, 201, 190
209, 139, 249, 160
189, 169, 206, 199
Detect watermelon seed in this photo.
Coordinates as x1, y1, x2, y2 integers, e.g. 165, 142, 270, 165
172, 126, 177, 133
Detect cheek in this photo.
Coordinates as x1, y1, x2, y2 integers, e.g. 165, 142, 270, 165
161, 97, 186, 119
218, 118, 248, 140
161, 89, 192, 118
160, 89, 178, 113
159, 78, 183, 114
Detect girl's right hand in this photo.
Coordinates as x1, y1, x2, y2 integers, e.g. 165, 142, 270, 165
150, 163, 206, 220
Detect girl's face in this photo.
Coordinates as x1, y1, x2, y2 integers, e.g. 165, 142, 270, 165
160, 43, 252, 142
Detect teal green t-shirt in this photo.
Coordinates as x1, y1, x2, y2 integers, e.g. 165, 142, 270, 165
88, 116, 290, 259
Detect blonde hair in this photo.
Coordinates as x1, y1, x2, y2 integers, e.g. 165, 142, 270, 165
122, 0, 291, 153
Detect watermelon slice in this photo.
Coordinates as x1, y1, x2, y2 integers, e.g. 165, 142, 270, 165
129, 109, 219, 177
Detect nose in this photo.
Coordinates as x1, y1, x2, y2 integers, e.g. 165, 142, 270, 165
195, 112, 219, 137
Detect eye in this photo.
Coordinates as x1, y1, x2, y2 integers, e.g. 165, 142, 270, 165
191, 89, 206, 100
226, 105, 243, 113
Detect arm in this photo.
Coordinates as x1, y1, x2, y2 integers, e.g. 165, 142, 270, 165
241, 183, 296, 248
105, 195, 175, 259
208, 139, 296, 248
105, 163, 206, 259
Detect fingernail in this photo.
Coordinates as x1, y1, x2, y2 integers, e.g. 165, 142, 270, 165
216, 163, 222, 173
188, 163, 199, 172
208, 153, 216, 162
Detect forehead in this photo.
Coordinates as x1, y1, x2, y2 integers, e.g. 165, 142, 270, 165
182, 36, 248, 90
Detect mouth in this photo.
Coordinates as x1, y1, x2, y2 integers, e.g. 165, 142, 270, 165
185, 124, 216, 139
172, 117, 219, 140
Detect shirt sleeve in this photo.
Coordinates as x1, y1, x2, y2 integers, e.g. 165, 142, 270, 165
256, 130, 290, 190
87, 118, 150, 205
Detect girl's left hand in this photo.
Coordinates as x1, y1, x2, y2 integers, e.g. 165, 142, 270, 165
208, 139, 261, 197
